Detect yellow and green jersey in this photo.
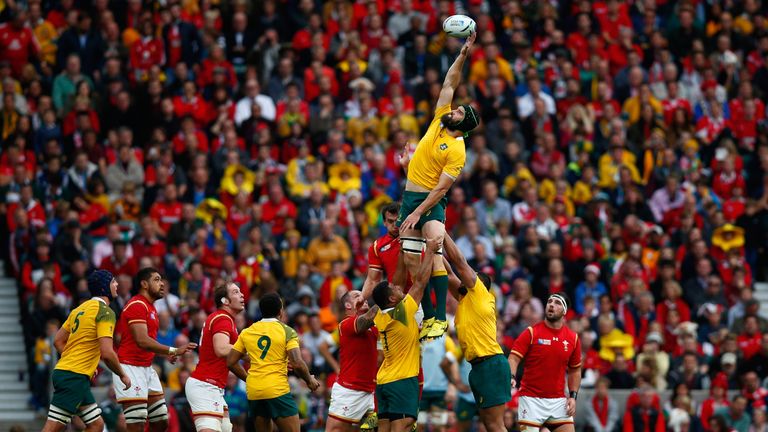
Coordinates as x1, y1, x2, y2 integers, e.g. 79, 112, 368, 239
233, 318, 300, 400
55, 298, 116, 376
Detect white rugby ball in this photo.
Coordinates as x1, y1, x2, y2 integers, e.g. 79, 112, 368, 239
443, 15, 476, 38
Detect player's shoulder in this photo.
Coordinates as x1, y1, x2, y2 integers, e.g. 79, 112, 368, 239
124, 295, 149, 312
562, 325, 579, 342
95, 301, 116, 323
279, 322, 298, 340
208, 310, 235, 329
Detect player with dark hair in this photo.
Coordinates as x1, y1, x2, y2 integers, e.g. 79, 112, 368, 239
508, 292, 582, 432
227, 292, 320, 432
362, 202, 406, 302
370, 238, 439, 432
325, 290, 379, 431
43, 270, 130, 432
187, 282, 248, 432
397, 32, 479, 340
114, 267, 197, 431
441, 235, 509, 432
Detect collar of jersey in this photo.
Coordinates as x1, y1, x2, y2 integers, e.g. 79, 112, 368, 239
382, 307, 395, 313
92, 297, 107, 304
261, 318, 279, 322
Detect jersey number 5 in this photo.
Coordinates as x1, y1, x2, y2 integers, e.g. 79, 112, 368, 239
257, 336, 272, 359
71, 311, 85, 334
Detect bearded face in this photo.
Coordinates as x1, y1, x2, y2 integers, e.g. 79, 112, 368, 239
441, 112, 462, 130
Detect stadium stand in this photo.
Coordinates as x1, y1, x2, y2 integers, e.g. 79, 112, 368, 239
1, 0, 768, 431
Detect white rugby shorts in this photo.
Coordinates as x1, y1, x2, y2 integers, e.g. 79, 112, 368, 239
186, 377, 228, 418
114, 364, 163, 402
518, 396, 573, 430
328, 382, 375, 423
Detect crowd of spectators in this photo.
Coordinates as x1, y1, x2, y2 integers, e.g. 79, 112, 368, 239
2, 0, 768, 431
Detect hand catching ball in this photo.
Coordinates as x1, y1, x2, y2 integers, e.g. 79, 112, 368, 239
443, 15, 476, 38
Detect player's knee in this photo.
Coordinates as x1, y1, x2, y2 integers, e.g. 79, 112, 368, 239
148, 399, 169, 424
194, 415, 223, 432
47, 405, 73, 426
80, 404, 103, 426
123, 403, 148, 424
221, 415, 233, 432
84, 416, 105, 431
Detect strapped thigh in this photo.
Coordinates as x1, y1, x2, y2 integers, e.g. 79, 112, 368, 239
47, 405, 74, 425
401, 237, 425, 255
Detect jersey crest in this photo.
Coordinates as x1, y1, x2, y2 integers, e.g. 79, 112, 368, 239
440, 143, 448, 150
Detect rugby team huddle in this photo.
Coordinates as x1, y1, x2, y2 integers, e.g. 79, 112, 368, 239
42, 32, 582, 432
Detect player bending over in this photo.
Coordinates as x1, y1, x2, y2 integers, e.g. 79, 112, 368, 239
114, 267, 197, 431
371, 239, 440, 432
442, 234, 510, 432
508, 293, 582, 431
43, 270, 131, 432
227, 292, 320, 432
325, 290, 379, 431
187, 282, 248, 432
397, 32, 479, 341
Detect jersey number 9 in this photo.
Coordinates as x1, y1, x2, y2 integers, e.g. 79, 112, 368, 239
257, 336, 271, 359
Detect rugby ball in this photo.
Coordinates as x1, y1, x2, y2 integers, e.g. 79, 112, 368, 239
443, 15, 476, 38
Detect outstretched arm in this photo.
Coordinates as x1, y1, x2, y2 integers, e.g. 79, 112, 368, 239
442, 257, 463, 300
443, 234, 477, 288
436, 32, 477, 107
409, 239, 440, 304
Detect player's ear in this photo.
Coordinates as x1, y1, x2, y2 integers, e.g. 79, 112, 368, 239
221, 297, 229, 305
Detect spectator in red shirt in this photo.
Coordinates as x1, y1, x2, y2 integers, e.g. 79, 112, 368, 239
261, 182, 297, 239
0, 9, 40, 77
101, 240, 139, 278
130, 18, 165, 82
150, 183, 183, 236
197, 45, 236, 90
737, 316, 763, 360
173, 81, 213, 127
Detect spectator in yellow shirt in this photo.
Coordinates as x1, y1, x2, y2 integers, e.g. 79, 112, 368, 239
599, 141, 641, 189
346, 95, 380, 147
469, 43, 515, 87
280, 230, 306, 279
622, 83, 662, 124
305, 219, 351, 276
29, 2, 57, 66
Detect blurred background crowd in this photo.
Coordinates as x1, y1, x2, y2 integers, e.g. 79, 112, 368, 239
2, 0, 768, 431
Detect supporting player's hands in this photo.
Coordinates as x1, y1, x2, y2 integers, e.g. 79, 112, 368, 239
400, 211, 422, 232
307, 375, 320, 392
425, 237, 443, 253
399, 141, 415, 170
510, 376, 517, 390
119, 374, 132, 391
460, 31, 477, 57
456, 382, 470, 394
566, 397, 577, 417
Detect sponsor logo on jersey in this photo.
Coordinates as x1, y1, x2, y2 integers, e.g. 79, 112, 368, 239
537, 338, 551, 345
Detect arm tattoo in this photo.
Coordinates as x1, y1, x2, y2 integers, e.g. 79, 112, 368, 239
355, 305, 379, 333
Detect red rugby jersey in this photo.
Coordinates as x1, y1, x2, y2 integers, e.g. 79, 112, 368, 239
116, 295, 159, 367
511, 322, 582, 399
191, 310, 238, 388
336, 316, 378, 393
